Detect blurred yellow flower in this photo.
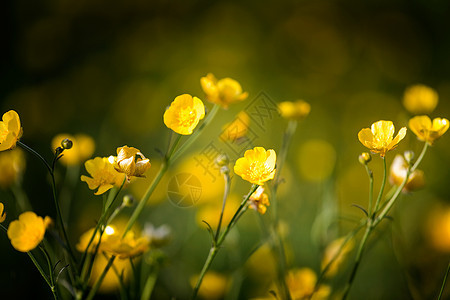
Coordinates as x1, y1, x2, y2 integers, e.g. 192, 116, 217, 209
408, 115, 449, 145
190, 271, 229, 300
0, 110, 23, 151
81, 156, 126, 195
234, 147, 276, 185
220, 111, 250, 141
358, 120, 407, 157
76, 224, 149, 259
163, 94, 205, 135
200, 73, 248, 108
102, 230, 150, 259
403, 84, 438, 115
249, 186, 270, 214
278, 100, 311, 120
0, 148, 26, 189
321, 237, 354, 277
0, 202, 6, 223
285, 268, 330, 300
426, 204, 450, 252
298, 139, 336, 182
196, 196, 239, 230
115, 146, 151, 180
88, 253, 132, 293
51, 133, 95, 166
389, 154, 425, 192
245, 244, 277, 281
7, 211, 52, 252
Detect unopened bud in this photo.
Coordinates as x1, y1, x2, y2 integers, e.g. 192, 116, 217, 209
61, 138, 73, 150
358, 152, 371, 165
123, 195, 135, 207
215, 154, 229, 167
404, 150, 414, 164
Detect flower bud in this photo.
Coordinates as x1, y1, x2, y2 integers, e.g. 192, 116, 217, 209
404, 150, 414, 165
215, 154, 229, 167
123, 195, 135, 207
61, 138, 73, 150
358, 152, 371, 165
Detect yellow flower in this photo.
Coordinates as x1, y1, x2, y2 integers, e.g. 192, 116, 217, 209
0, 202, 6, 223
408, 115, 449, 145
358, 120, 407, 157
403, 84, 438, 115
190, 271, 229, 300
115, 146, 151, 179
76, 224, 149, 259
7, 212, 52, 252
426, 204, 450, 252
234, 147, 276, 185
220, 111, 250, 141
51, 133, 95, 166
200, 73, 248, 108
389, 154, 425, 192
278, 100, 311, 120
0, 110, 23, 151
89, 253, 132, 293
285, 268, 330, 300
81, 156, 126, 195
163, 94, 205, 135
0, 148, 26, 189
249, 186, 270, 214
321, 237, 354, 277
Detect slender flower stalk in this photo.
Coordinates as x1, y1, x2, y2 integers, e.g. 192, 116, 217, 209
373, 157, 387, 213
343, 142, 429, 299
85, 255, 116, 300
438, 260, 450, 300
17, 141, 76, 263
191, 184, 258, 300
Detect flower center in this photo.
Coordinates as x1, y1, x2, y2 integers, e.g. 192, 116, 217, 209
178, 108, 196, 127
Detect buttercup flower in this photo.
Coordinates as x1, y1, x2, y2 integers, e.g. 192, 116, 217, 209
408, 115, 449, 145
403, 84, 438, 115
52, 133, 95, 166
285, 268, 330, 300
321, 237, 354, 277
278, 100, 311, 120
163, 94, 205, 135
249, 186, 270, 214
0, 148, 26, 189
115, 146, 151, 179
234, 147, 276, 185
0, 202, 6, 223
101, 228, 150, 259
426, 204, 450, 252
358, 120, 407, 157
0, 110, 22, 151
81, 156, 126, 195
7, 212, 52, 252
389, 154, 425, 192
190, 271, 229, 300
76, 227, 103, 253
200, 73, 248, 108
220, 111, 250, 141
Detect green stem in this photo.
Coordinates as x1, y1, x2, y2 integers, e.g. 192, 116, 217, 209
365, 165, 374, 217
18, 141, 77, 268
191, 184, 258, 300
41, 245, 59, 300
215, 171, 231, 242
141, 265, 160, 300
85, 255, 116, 300
342, 221, 372, 300
438, 260, 450, 300
373, 157, 387, 214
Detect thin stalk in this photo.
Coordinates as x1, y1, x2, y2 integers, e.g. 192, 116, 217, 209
215, 171, 231, 241
373, 157, 387, 213
141, 265, 159, 300
18, 141, 52, 173
191, 185, 258, 300
438, 260, 450, 300
364, 165, 374, 217
41, 246, 59, 300
342, 221, 372, 300
85, 255, 116, 300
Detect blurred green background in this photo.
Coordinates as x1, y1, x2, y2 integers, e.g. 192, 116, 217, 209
2, 0, 450, 299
